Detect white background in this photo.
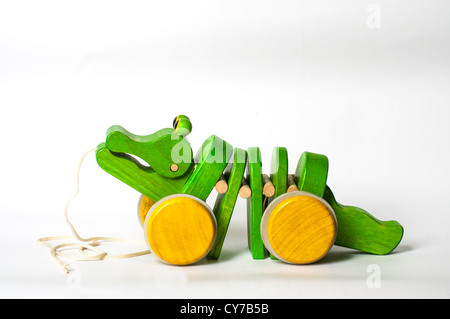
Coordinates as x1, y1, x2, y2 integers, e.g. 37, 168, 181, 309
1, 0, 449, 298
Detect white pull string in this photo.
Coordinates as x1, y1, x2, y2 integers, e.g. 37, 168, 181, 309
37, 147, 151, 274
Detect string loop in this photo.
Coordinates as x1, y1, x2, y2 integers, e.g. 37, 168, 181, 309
37, 147, 151, 274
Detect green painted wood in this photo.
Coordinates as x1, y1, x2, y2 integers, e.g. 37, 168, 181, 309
323, 186, 404, 255
295, 151, 404, 255
181, 135, 233, 201
208, 148, 247, 259
270, 147, 288, 199
267, 147, 289, 260
294, 152, 329, 197
106, 125, 193, 178
96, 143, 191, 202
97, 115, 404, 259
97, 129, 232, 204
173, 114, 192, 137
246, 147, 267, 259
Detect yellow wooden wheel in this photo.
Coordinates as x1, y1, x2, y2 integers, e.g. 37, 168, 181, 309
144, 194, 217, 265
261, 191, 337, 264
138, 194, 156, 227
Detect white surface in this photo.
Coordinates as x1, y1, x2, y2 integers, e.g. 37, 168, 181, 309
1, 0, 450, 299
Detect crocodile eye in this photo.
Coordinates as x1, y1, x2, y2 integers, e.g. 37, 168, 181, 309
172, 115, 192, 137
170, 163, 179, 172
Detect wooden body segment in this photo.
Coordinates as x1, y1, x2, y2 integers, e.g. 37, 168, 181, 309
270, 147, 288, 200
181, 135, 233, 201
295, 151, 404, 255
246, 147, 267, 259
295, 152, 328, 197
267, 147, 288, 259
323, 186, 404, 255
209, 148, 248, 259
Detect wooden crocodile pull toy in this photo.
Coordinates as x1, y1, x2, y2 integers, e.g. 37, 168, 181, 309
96, 115, 403, 265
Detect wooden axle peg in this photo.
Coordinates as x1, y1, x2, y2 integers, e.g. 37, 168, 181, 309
262, 174, 275, 197
287, 174, 299, 192
238, 177, 252, 199
215, 175, 228, 194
